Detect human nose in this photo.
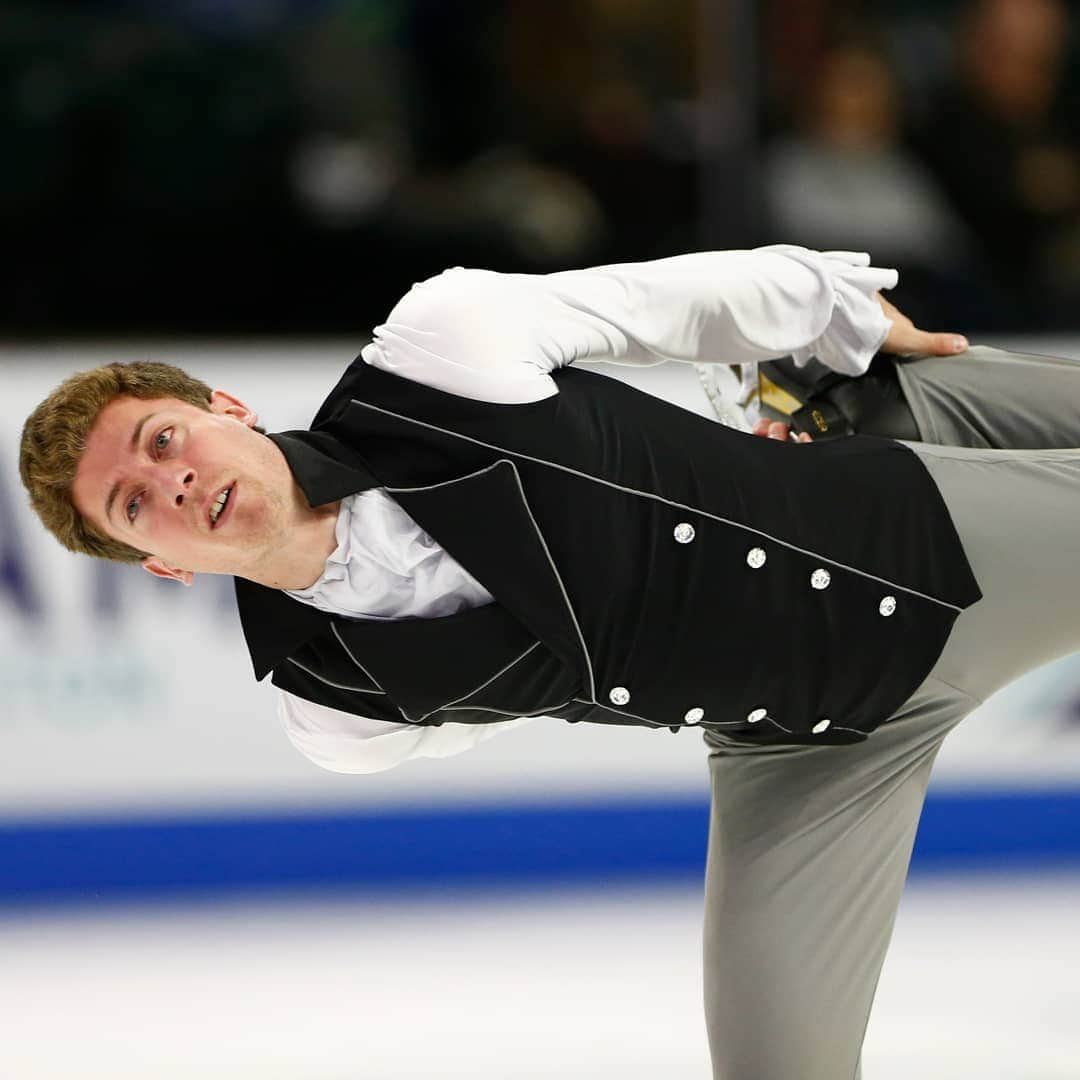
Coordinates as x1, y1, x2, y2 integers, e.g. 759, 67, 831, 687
161, 464, 197, 508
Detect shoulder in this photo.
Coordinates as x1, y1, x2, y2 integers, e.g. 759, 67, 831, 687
383, 267, 529, 336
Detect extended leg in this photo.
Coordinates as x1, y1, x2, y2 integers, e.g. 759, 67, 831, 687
895, 344, 1080, 449
703, 436, 1080, 1079
702, 679, 973, 1080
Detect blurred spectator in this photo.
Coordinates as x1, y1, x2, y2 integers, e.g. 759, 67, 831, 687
387, 0, 608, 268
2, 4, 307, 331
0, 0, 699, 333
764, 40, 969, 267
908, 0, 1080, 329
389, 0, 697, 268
763, 37, 979, 328
4, 0, 1077, 335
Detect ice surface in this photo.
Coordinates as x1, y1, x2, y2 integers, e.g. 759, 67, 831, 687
0, 874, 1077, 1078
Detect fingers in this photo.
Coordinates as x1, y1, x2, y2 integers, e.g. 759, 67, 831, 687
885, 326, 969, 357
901, 325, 969, 355
922, 331, 970, 356
751, 418, 812, 442
752, 419, 789, 439
877, 293, 968, 356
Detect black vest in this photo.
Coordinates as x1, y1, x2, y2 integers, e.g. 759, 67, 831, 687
235, 358, 981, 746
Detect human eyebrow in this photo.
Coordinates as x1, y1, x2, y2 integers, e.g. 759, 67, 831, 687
104, 411, 160, 525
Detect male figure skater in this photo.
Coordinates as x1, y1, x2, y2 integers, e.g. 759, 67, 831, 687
19, 245, 1080, 1079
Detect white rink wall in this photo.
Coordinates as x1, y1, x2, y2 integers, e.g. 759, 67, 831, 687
2, 339, 1080, 903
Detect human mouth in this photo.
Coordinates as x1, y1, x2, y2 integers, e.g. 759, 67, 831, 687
209, 484, 234, 529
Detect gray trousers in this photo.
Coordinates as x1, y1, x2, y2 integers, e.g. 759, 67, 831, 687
703, 345, 1080, 1079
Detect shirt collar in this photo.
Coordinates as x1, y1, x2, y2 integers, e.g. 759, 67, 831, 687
235, 430, 380, 680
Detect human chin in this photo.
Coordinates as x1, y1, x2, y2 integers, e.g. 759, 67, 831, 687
204, 503, 282, 575
155, 538, 249, 579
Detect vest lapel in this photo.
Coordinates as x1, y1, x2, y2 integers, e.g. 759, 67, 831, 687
329, 602, 546, 721
385, 458, 596, 702
235, 437, 592, 702
234, 430, 382, 680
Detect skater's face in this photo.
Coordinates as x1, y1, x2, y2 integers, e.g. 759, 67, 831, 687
72, 392, 296, 583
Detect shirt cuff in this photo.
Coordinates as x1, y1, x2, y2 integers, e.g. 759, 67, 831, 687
785, 250, 898, 376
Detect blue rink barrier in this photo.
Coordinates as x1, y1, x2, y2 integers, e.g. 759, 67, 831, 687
2, 788, 1080, 907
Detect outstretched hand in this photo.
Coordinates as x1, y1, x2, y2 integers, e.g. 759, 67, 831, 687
877, 294, 968, 357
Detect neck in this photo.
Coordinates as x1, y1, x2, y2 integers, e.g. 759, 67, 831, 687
246, 496, 342, 591
237, 435, 346, 590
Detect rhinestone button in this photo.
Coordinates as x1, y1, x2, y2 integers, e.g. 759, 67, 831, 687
746, 707, 767, 724
812, 718, 831, 734
609, 686, 631, 706
879, 595, 897, 617
684, 707, 705, 724
673, 522, 696, 544
746, 547, 767, 569
810, 568, 831, 590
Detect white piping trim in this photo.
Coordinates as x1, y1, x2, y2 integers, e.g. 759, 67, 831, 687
330, 622, 387, 691
384, 459, 507, 494
574, 697, 775, 729
387, 458, 598, 703
572, 697, 664, 728
284, 657, 386, 696
577, 698, 874, 736
354, 399, 964, 614
331, 597, 569, 726
438, 699, 573, 719
415, 641, 542, 722
760, 715, 867, 737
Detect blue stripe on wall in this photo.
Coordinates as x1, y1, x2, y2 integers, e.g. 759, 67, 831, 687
2, 789, 1080, 907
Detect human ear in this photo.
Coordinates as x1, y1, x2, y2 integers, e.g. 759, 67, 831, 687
141, 557, 195, 586
208, 389, 259, 428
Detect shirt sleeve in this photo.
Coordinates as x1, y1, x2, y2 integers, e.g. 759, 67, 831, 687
360, 245, 899, 403
277, 688, 536, 774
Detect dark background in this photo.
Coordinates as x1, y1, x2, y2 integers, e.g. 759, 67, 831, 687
3, 0, 1078, 336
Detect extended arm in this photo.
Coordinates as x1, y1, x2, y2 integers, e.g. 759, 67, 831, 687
360, 245, 905, 403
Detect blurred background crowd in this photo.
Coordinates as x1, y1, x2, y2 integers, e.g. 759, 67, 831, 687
3, 0, 1078, 337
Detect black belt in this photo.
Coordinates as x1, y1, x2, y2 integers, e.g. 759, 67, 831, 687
758, 354, 921, 441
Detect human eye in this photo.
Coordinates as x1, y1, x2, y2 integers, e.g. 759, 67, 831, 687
153, 427, 173, 454
125, 492, 143, 523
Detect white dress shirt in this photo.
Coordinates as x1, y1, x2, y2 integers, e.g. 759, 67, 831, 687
278, 245, 898, 774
